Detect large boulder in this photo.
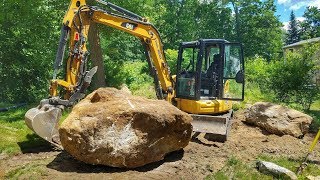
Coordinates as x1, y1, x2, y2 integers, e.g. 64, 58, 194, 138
244, 102, 312, 138
59, 88, 192, 168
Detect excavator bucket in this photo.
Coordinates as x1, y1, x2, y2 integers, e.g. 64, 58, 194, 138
191, 110, 233, 142
25, 100, 62, 147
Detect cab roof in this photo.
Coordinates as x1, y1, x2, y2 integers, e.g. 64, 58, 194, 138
180, 39, 230, 48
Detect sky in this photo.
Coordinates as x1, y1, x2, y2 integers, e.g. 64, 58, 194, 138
275, 0, 320, 29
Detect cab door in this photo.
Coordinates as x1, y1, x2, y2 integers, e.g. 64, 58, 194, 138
220, 43, 244, 101
176, 44, 199, 100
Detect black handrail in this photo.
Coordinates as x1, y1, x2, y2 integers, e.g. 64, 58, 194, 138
95, 0, 144, 21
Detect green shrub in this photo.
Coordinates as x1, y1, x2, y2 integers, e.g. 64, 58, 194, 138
165, 49, 178, 75
123, 61, 157, 99
246, 56, 272, 91
269, 45, 319, 110
103, 59, 127, 88
243, 57, 276, 105
245, 44, 320, 111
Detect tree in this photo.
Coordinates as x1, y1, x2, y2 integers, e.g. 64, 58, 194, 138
0, 0, 287, 103
88, 22, 107, 89
154, 0, 199, 49
87, 0, 106, 89
196, 0, 233, 40
300, 6, 320, 40
232, 0, 283, 59
231, 0, 241, 42
0, 0, 67, 102
286, 10, 300, 45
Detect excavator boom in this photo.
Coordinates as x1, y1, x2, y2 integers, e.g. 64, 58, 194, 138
25, 0, 174, 146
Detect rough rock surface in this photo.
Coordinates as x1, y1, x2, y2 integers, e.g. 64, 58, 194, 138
307, 175, 320, 180
257, 161, 297, 180
244, 102, 312, 138
59, 88, 192, 168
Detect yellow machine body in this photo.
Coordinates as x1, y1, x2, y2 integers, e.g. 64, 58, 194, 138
176, 98, 232, 114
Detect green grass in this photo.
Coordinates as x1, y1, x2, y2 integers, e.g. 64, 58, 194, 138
308, 99, 320, 132
258, 155, 320, 180
5, 162, 48, 179
207, 155, 320, 180
0, 106, 39, 155
233, 82, 276, 110
206, 157, 272, 180
131, 82, 157, 99
0, 105, 70, 156
123, 61, 157, 99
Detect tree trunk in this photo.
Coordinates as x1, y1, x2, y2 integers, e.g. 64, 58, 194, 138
231, 1, 241, 42
88, 22, 106, 89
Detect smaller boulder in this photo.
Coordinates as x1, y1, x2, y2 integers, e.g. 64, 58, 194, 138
244, 102, 312, 138
307, 175, 320, 180
257, 161, 297, 180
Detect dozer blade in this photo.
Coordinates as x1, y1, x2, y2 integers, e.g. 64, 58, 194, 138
191, 110, 233, 142
25, 101, 62, 147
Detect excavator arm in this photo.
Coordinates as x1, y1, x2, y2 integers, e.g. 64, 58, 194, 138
53, 0, 174, 103
25, 0, 175, 145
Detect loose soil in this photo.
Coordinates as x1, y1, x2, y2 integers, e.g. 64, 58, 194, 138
1, 111, 319, 179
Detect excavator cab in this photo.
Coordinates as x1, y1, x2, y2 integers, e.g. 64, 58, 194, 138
175, 39, 244, 141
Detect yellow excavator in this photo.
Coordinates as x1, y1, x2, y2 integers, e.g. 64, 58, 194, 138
25, 0, 245, 146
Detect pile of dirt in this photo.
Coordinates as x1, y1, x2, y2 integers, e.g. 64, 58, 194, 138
222, 111, 318, 162
59, 88, 193, 168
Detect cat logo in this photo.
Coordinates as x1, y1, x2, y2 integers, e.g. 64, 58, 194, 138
121, 22, 138, 30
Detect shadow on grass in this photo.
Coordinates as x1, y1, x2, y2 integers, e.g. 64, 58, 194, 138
307, 110, 320, 132
47, 149, 184, 173
17, 134, 56, 154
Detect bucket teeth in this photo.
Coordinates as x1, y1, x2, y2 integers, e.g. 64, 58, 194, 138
25, 103, 62, 148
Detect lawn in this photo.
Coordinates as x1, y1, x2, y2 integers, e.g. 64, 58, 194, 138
0, 104, 69, 155
0, 105, 41, 155
207, 155, 320, 180
308, 100, 320, 132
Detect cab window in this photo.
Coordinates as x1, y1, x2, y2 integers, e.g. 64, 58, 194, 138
176, 47, 198, 98
200, 45, 221, 97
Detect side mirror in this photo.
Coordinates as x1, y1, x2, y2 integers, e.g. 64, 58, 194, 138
235, 70, 244, 83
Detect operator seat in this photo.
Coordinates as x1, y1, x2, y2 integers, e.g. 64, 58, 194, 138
206, 54, 220, 78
